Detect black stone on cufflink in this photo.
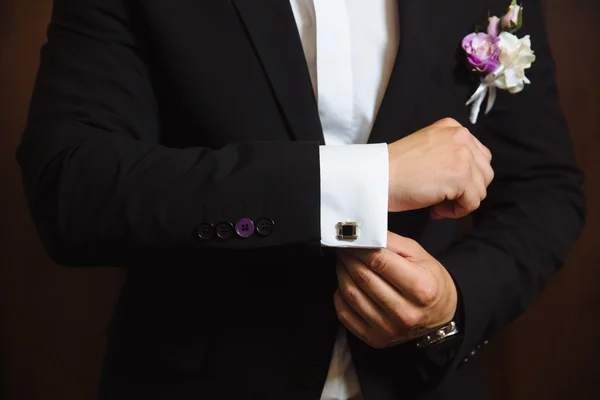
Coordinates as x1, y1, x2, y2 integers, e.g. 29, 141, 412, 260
336, 222, 358, 240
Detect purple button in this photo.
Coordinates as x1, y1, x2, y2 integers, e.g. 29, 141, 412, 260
235, 218, 255, 238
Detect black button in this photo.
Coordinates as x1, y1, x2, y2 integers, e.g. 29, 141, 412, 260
196, 223, 215, 240
255, 218, 274, 237
215, 222, 234, 240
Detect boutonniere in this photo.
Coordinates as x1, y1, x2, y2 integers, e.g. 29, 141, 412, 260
461, 0, 536, 124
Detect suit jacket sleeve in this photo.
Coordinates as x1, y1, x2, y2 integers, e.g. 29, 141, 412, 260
16, 0, 322, 267
434, 1, 585, 378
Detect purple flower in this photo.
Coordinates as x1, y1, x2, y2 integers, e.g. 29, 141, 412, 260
462, 32, 501, 74
487, 16, 501, 37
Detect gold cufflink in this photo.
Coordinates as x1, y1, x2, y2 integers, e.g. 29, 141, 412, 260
336, 222, 358, 240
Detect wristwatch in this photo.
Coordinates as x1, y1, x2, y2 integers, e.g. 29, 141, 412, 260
416, 321, 459, 348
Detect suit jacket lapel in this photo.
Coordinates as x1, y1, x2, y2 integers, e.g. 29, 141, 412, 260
232, 0, 324, 144
369, 0, 439, 145
232, 0, 440, 145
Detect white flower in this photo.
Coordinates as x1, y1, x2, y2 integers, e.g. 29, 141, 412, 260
494, 32, 536, 93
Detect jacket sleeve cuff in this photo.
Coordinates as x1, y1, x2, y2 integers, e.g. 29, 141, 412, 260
318, 143, 389, 248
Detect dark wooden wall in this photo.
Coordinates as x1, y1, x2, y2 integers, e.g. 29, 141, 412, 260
1, 1, 598, 399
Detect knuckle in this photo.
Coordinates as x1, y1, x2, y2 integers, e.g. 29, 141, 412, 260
356, 270, 372, 286
459, 201, 475, 215
439, 117, 460, 127
400, 310, 423, 328
457, 146, 473, 163
484, 146, 493, 160
342, 287, 358, 303
453, 152, 473, 178
453, 127, 472, 142
337, 310, 350, 325
488, 167, 495, 183
467, 197, 481, 211
414, 281, 439, 306
367, 251, 387, 273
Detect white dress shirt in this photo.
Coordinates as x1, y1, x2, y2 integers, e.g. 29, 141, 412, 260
289, 0, 400, 399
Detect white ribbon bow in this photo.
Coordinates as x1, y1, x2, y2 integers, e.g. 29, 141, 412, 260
465, 65, 505, 124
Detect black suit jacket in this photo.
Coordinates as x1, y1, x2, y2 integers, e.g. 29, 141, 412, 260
17, 0, 585, 399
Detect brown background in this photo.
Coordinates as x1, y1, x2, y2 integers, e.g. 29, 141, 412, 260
1, 0, 598, 399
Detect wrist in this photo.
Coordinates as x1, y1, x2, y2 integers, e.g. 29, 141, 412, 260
387, 144, 401, 212
387, 143, 413, 213
442, 270, 459, 324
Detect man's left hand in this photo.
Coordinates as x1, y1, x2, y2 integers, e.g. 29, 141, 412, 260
334, 232, 458, 349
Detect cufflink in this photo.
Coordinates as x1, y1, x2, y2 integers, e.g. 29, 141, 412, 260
336, 222, 358, 241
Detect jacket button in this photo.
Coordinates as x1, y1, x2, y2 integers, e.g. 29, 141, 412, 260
196, 223, 215, 240
235, 218, 255, 238
215, 222, 234, 239
255, 218, 274, 237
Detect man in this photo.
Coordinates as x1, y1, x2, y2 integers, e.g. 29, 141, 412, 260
17, 0, 584, 399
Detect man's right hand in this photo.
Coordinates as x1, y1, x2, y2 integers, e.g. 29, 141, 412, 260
387, 118, 494, 218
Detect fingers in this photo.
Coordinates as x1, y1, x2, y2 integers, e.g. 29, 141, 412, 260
336, 261, 397, 334
452, 190, 481, 218
433, 126, 493, 218
431, 164, 484, 219
333, 290, 373, 345
430, 201, 456, 220
459, 130, 492, 179
337, 252, 435, 337
335, 237, 457, 348
339, 251, 419, 312
471, 134, 492, 162
453, 163, 486, 218
465, 131, 493, 189
457, 138, 493, 215
453, 124, 490, 162
470, 136, 494, 186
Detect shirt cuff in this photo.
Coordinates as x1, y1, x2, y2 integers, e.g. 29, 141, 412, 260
319, 143, 389, 248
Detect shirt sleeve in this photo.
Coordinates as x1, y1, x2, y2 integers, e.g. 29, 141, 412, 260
319, 143, 389, 248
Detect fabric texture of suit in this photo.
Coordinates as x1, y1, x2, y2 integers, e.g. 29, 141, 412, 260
17, 0, 585, 399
